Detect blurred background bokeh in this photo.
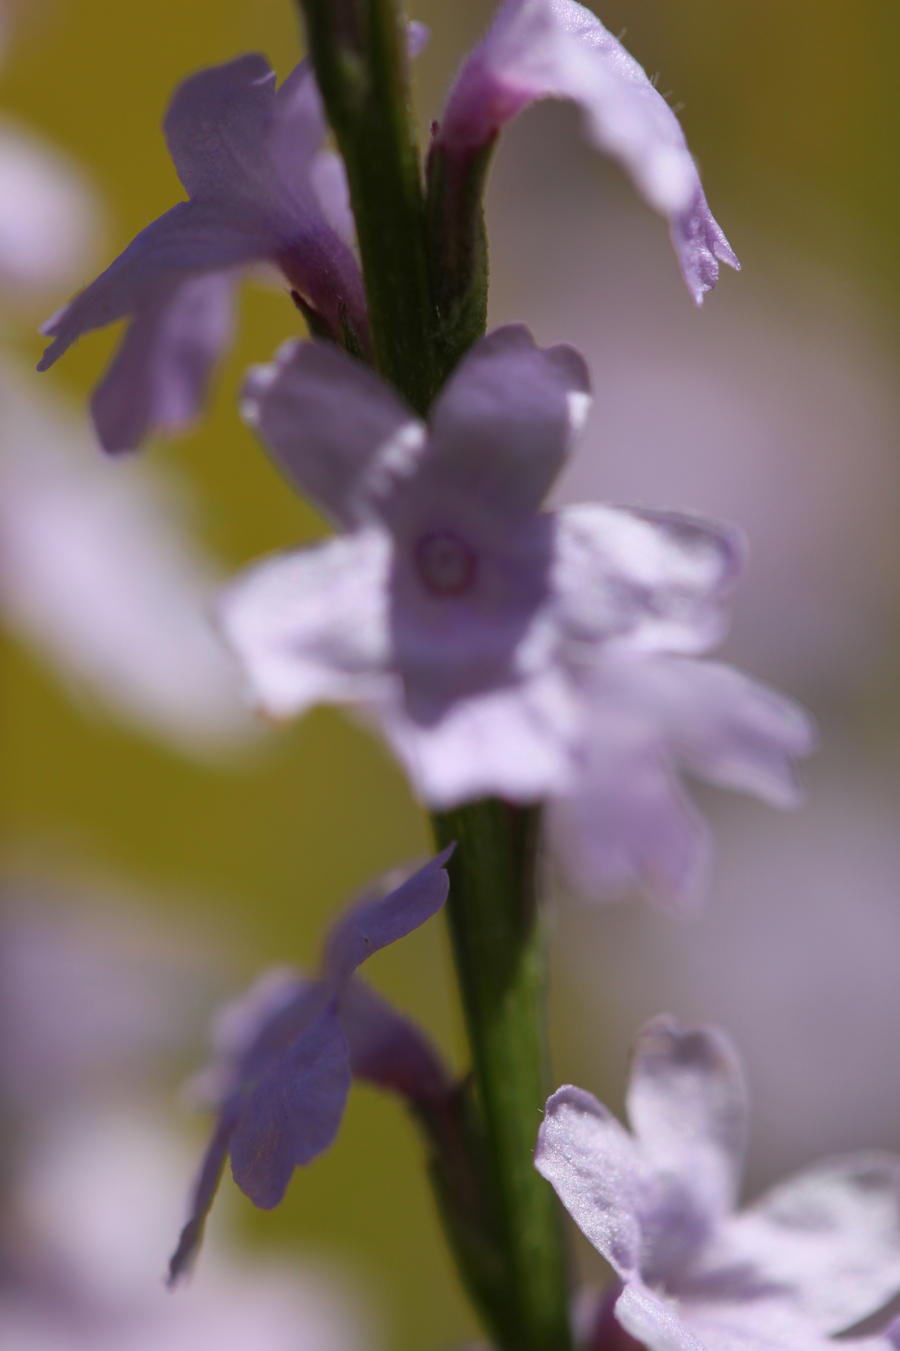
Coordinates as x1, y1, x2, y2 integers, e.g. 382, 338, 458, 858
2, 1, 899, 1346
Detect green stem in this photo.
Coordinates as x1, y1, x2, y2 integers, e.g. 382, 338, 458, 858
294, 5, 573, 1344
295, 0, 439, 413
432, 802, 573, 1351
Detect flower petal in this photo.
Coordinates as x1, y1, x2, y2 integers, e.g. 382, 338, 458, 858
38, 200, 267, 372
554, 504, 744, 656
614, 656, 815, 807
379, 667, 578, 808
338, 979, 451, 1104
425, 325, 591, 518
168, 1097, 242, 1284
614, 1282, 710, 1351
721, 1155, 900, 1336
217, 532, 394, 720
229, 1007, 351, 1209
240, 340, 425, 527
90, 273, 234, 453
437, 0, 738, 302
627, 1018, 747, 1238
534, 1083, 644, 1280
549, 717, 711, 913
322, 850, 452, 988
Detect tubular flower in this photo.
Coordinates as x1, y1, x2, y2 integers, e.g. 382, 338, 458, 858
436, 0, 739, 303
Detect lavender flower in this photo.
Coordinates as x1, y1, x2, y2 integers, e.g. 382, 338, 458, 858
435, 0, 738, 304
535, 1017, 900, 1351
0, 361, 257, 754
169, 850, 452, 1281
0, 116, 99, 303
36, 54, 367, 453
221, 326, 811, 909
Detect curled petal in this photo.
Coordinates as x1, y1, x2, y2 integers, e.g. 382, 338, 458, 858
229, 1008, 351, 1209
535, 1084, 645, 1279
438, 0, 738, 302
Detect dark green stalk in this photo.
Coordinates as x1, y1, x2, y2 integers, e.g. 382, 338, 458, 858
432, 803, 573, 1351
295, 0, 439, 413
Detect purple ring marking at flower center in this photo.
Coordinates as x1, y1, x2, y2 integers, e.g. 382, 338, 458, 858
414, 531, 478, 597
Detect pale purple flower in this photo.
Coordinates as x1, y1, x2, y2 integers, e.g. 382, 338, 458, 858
435, 0, 739, 304
3, 1106, 370, 1351
0, 116, 100, 302
169, 851, 452, 1281
536, 1017, 900, 1351
0, 360, 257, 754
220, 326, 811, 908
37, 54, 367, 453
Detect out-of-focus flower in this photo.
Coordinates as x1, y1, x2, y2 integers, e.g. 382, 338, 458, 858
37, 54, 367, 453
0, 880, 218, 1112
0, 116, 99, 302
169, 851, 452, 1280
221, 325, 810, 909
1, 1105, 371, 1351
0, 360, 258, 755
435, 0, 738, 304
535, 1017, 900, 1351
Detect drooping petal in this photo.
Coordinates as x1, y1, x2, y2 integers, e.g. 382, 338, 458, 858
217, 532, 394, 720
424, 325, 591, 520
240, 340, 425, 526
91, 273, 234, 453
322, 850, 452, 989
229, 1008, 351, 1209
534, 1084, 645, 1280
553, 504, 744, 656
549, 716, 711, 913
626, 1019, 747, 1249
719, 1156, 900, 1337
437, 0, 738, 303
38, 200, 268, 372
168, 1097, 242, 1283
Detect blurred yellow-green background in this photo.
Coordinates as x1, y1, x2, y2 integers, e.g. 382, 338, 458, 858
3, 2, 900, 1348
